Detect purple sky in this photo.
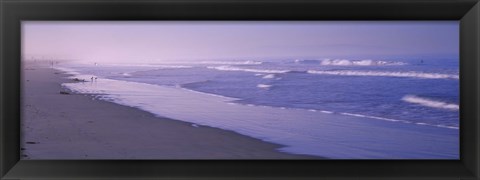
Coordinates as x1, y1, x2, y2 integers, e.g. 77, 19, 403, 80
22, 21, 458, 63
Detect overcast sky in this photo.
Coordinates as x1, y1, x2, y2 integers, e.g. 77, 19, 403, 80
22, 21, 458, 63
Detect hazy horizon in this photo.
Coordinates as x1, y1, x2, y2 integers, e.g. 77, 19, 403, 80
22, 21, 459, 63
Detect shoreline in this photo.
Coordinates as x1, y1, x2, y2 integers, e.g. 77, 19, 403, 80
21, 62, 322, 159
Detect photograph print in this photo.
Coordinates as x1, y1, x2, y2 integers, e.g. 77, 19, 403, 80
21, 21, 459, 159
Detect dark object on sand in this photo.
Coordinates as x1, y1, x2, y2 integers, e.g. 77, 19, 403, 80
73, 78, 85, 82
59, 91, 70, 95
25, 141, 38, 144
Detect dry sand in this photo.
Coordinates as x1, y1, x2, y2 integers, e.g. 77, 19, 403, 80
21, 62, 320, 159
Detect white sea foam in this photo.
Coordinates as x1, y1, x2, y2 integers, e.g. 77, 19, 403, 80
341, 112, 407, 123
402, 95, 459, 111
320, 59, 406, 66
307, 70, 459, 80
262, 74, 276, 79
435, 124, 459, 129
295, 59, 406, 66
257, 84, 272, 89
207, 66, 290, 74
339, 112, 458, 129
199, 60, 263, 65
180, 87, 240, 100
320, 110, 334, 114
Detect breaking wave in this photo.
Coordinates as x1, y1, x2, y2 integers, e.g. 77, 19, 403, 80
295, 59, 406, 66
207, 66, 290, 74
307, 70, 459, 80
207, 66, 458, 80
402, 95, 459, 111
257, 84, 273, 89
262, 74, 276, 79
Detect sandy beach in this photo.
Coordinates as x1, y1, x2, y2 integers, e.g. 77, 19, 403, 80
20, 62, 320, 159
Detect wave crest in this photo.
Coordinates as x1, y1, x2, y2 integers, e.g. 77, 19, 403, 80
257, 84, 273, 89
307, 70, 459, 80
207, 66, 290, 74
402, 95, 459, 111
262, 74, 276, 79
295, 59, 406, 66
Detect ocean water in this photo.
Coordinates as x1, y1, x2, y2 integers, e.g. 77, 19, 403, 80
56, 57, 459, 159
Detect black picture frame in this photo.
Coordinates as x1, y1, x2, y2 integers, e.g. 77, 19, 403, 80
1, 0, 479, 179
